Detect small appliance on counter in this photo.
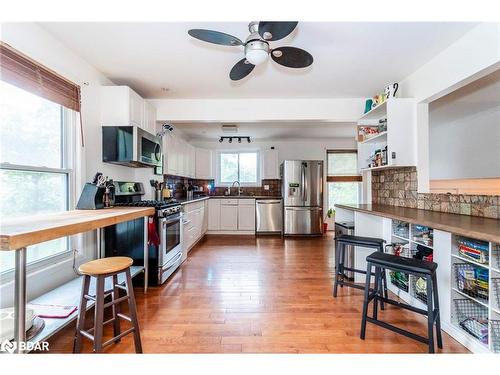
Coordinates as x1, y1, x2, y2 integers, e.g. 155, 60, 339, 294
104, 181, 183, 286
76, 172, 115, 209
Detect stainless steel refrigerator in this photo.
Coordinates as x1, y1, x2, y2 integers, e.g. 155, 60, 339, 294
281, 160, 323, 235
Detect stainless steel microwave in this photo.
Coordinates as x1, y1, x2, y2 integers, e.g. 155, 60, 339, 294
102, 126, 162, 168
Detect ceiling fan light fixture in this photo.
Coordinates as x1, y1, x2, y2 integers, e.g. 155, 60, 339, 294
245, 40, 269, 65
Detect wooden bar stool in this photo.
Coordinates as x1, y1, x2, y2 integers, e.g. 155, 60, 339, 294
73, 256, 142, 353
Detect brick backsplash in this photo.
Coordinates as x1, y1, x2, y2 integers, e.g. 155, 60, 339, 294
371, 167, 500, 219
164, 175, 281, 199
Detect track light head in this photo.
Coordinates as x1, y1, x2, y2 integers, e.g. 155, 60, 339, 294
238, 137, 242, 143
229, 138, 233, 143
219, 137, 223, 143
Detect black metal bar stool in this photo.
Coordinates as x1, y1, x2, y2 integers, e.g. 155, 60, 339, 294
73, 256, 142, 353
360, 251, 443, 353
333, 234, 388, 303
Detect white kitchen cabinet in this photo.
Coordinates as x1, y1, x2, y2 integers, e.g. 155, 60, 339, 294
195, 148, 214, 179
238, 199, 256, 231
202, 200, 208, 234
182, 200, 208, 257
101, 86, 145, 128
143, 101, 157, 135
189, 145, 196, 178
164, 133, 178, 175
220, 201, 238, 231
208, 199, 221, 231
262, 149, 280, 179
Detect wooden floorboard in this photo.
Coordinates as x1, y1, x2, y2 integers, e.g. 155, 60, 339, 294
41, 234, 469, 354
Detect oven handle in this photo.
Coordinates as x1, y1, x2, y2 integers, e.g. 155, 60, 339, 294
163, 251, 183, 270
162, 216, 181, 226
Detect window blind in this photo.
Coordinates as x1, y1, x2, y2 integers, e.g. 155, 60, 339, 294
0, 42, 81, 112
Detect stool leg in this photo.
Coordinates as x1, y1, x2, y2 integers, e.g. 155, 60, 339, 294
426, 275, 435, 353
333, 240, 341, 297
73, 275, 90, 353
125, 269, 143, 353
373, 266, 381, 320
379, 244, 388, 309
339, 243, 345, 288
432, 273, 443, 349
112, 274, 121, 343
360, 262, 372, 340
93, 276, 105, 353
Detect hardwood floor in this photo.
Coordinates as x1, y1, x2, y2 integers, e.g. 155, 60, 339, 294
44, 234, 469, 354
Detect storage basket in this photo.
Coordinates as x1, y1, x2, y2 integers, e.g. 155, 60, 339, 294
410, 275, 427, 304
491, 320, 500, 353
492, 278, 500, 309
457, 237, 489, 265
392, 220, 409, 239
453, 299, 488, 344
493, 244, 500, 270
389, 271, 409, 292
454, 263, 489, 302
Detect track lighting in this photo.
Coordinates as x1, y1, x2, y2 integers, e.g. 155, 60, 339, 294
218, 136, 251, 143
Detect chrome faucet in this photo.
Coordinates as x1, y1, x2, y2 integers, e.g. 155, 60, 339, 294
231, 181, 242, 196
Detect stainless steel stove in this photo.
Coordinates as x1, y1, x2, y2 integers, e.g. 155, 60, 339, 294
105, 182, 183, 285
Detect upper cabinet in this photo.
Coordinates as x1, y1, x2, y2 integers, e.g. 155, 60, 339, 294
163, 133, 199, 178
195, 148, 214, 179
101, 86, 144, 128
143, 101, 157, 135
262, 149, 280, 179
356, 98, 416, 172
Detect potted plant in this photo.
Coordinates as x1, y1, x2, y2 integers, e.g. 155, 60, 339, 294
323, 208, 335, 233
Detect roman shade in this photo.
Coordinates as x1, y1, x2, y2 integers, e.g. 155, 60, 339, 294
0, 42, 81, 112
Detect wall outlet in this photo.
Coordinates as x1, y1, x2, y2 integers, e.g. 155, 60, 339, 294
264, 185, 270, 191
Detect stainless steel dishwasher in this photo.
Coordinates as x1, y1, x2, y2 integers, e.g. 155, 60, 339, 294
256, 199, 283, 234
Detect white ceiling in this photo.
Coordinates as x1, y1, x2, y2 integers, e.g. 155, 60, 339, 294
174, 121, 356, 141
430, 69, 500, 125
39, 22, 477, 99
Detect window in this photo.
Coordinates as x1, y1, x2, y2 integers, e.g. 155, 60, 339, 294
327, 150, 362, 211
217, 151, 259, 186
0, 80, 73, 273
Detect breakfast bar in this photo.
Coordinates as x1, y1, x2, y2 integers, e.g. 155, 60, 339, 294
0, 207, 154, 353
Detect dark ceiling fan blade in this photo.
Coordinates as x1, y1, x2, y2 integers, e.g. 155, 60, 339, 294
258, 22, 298, 41
229, 58, 255, 81
188, 29, 243, 46
270, 47, 313, 68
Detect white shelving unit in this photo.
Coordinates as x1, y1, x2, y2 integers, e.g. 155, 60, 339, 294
450, 235, 500, 352
357, 98, 417, 173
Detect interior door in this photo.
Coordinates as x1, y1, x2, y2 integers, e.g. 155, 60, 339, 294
283, 160, 304, 207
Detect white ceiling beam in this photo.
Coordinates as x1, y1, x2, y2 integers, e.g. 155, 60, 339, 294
150, 98, 366, 123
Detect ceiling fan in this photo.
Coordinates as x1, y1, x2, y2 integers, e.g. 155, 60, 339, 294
188, 22, 313, 81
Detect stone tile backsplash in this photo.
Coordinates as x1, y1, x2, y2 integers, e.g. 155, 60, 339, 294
371, 167, 500, 219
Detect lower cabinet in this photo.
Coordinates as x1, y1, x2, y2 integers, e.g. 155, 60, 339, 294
207, 198, 256, 233
182, 200, 208, 260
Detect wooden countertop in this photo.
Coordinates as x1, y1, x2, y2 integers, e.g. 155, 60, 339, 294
335, 203, 500, 243
0, 207, 155, 251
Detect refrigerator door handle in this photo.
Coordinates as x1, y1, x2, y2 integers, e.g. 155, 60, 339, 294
285, 207, 322, 211
301, 163, 306, 202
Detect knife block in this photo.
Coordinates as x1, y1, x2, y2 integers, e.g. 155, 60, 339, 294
76, 183, 105, 210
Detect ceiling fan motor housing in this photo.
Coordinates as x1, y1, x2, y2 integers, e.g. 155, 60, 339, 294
244, 40, 269, 65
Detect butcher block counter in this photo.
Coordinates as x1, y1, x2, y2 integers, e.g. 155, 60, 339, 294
0, 207, 154, 251
0, 207, 154, 353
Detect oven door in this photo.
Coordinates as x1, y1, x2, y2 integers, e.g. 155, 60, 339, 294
160, 213, 182, 265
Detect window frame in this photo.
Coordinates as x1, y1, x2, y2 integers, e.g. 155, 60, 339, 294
326, 149, 362, 210
215, 150, 261, 187
0, 94, 77, 277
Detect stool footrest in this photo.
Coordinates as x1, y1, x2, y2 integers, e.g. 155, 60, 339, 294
374, 295, 428, 316
103, 295, 129, 309
102, 327, 135, 348
366, 317, 428, 345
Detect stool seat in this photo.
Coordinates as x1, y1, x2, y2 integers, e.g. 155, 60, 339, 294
366, 252, 437, 275
336, 234, 385, 247
78, 256, 133, 276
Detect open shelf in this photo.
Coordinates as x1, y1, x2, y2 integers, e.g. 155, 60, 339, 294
359, 101, 387, 121
452, 254, 490, 269
452, 288, 489, 308
452, 298, 489, 348
359, 131, 387, 144
25, 265, 144, 350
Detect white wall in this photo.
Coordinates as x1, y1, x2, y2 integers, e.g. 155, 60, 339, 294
429, 107, 500, 179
